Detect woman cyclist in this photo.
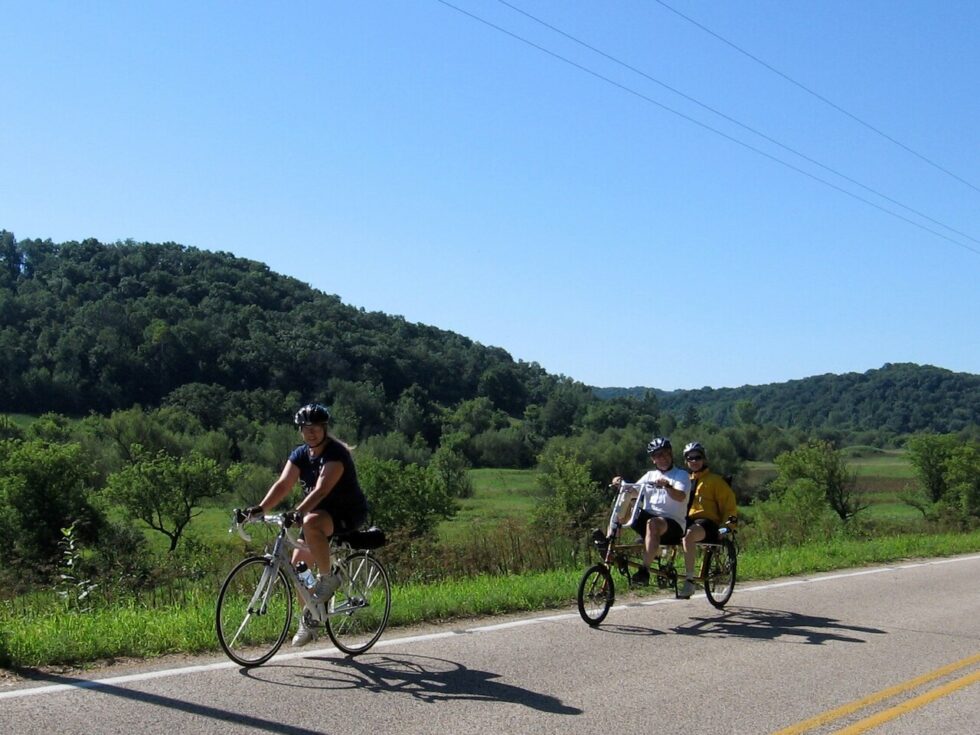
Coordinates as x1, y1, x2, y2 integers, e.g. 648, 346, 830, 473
679, 441, 737, 599
248, 403, 368, 646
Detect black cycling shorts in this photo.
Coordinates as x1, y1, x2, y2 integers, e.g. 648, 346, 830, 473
631, 510, 684, 545
686, 517, 720, 543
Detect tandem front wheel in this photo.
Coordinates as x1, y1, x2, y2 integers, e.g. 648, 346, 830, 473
577, 564, 615, 626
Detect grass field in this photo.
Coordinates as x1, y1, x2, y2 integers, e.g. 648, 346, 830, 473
144, 451, 919, 552
437, 468, 544, 542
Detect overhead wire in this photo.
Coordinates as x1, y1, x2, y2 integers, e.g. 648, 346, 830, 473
434, 0, 980, 257
495, 0, 980, 249
652, 0, 980, 195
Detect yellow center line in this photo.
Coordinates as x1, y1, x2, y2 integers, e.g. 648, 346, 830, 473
771, 652, 980, 735
831, 669, 980, 734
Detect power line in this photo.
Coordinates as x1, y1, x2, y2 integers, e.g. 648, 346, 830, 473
434, 0, 980, 257
495, 0, 980, 249
652, 0, 980, 195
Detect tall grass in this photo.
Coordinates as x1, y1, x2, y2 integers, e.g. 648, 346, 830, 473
7, 454, 978, 670
4, 529, 979, 669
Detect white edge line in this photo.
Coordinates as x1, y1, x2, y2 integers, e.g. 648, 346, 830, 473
4, 553, 979, 700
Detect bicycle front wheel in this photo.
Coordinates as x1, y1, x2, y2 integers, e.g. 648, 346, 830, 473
326, 552, 391, 656
704, 539, 737, 609
577, 564, 615, 626
216, 556, 293, 667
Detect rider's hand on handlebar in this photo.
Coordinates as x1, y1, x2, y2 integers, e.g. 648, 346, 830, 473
245, 505, 264, 519
611, 476, 623, 487
283, 510, 303, 527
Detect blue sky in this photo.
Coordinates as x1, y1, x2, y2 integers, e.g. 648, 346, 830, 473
2, 1, 978, 390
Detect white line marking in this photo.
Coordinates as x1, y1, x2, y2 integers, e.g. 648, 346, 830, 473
3, 553, 978, 701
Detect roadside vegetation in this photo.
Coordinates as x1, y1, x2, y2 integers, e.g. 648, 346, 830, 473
1, 235, 978, 669
2, 436, 979, 669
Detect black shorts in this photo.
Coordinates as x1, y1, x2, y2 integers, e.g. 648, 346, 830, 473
686, 517, 720, 543
300, 506, 368, 536
631, 510, 684, 545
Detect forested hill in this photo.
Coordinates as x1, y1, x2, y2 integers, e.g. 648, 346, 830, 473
1, 232, 975, 439
595, 363, 980, 435
0, 233, 559, 418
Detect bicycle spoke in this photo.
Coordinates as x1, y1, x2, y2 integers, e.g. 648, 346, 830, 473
216, 557, 293, 667
325, 552, 391, 655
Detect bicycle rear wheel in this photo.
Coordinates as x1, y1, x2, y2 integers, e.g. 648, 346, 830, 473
326, 552, 391, 655
577, 564, 615, 626
704, 539, 737, 609
216, 556, 293, 667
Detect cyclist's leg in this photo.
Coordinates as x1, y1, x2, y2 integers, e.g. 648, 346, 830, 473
644, 516, 668, 567
302, 510, 335, 585
682, 521, 707, 578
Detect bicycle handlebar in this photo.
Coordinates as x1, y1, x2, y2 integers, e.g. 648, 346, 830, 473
228, 508, 306, 549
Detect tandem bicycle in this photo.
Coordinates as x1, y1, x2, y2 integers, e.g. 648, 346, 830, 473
216, 509, 391, 666
577, 482, 737, 626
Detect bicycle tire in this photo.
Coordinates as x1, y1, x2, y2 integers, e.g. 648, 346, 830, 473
577, 564, 615, 626
326, 552, 391, 656
704, 539, 737, 609
216, 556, 293, 667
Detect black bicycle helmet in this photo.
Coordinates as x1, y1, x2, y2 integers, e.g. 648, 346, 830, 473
683, 441, 706, 459
646, 436, 672, 455
294, 403, 331, 426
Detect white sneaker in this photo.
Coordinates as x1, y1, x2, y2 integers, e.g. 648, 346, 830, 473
678, 579, 696, 599
312, 572, 341, 602
291, 619, 315, 647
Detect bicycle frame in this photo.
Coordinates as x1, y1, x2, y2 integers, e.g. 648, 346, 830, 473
599, 483, 730, 590
232, 513, 374, 620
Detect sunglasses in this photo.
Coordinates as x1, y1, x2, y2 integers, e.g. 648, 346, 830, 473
686, 455, 705, 462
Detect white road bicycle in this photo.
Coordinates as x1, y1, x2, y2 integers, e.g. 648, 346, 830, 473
216, 509, 391, 667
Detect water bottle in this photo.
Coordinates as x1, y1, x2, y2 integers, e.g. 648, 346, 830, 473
295, 562, 316, 589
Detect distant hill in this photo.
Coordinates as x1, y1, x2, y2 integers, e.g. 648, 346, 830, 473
2, 231, 975, 438
595, 363, 980, 435
0, 233, 558, 417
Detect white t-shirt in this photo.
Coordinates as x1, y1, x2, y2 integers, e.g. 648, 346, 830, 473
636, 467, 691, 526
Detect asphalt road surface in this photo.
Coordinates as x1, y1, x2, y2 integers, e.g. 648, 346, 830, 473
3, 554, 979, 734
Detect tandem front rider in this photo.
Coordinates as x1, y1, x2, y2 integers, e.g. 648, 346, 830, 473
612, 436, 691, 586
247, 402, 369, 646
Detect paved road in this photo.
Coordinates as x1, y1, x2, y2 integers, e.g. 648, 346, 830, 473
3, 555, 979, 734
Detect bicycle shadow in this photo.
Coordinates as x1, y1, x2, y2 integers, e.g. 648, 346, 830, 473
4, 668, 324, 735
671, 605, 887, 645
244, 653, 582, 715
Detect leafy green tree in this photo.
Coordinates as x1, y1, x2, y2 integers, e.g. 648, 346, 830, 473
328, 379, 388, 439
391, 384, 437, 444
104, 449, 231, 551
945, 442, 980, 520
430, 440, 474, 499
903, 435, 980, 524
470, 427, 534, 468
536, 381, 590, 438
772, 441, 864, 521
477, 363, 528, 415
906, 434, 958, 503
534, 451, 604, 550
358, 431, 433, 465
357, 456, 456, 535
538, 426, 649, 486
0, 439, 103, 574
749, 478, 837, 547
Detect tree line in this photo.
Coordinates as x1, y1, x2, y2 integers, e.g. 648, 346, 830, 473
598, 362, 979, 438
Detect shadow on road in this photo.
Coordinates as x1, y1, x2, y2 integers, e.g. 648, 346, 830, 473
671, 606, 887, 644
244, 653, 582, 715
6, 668, 324, 734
